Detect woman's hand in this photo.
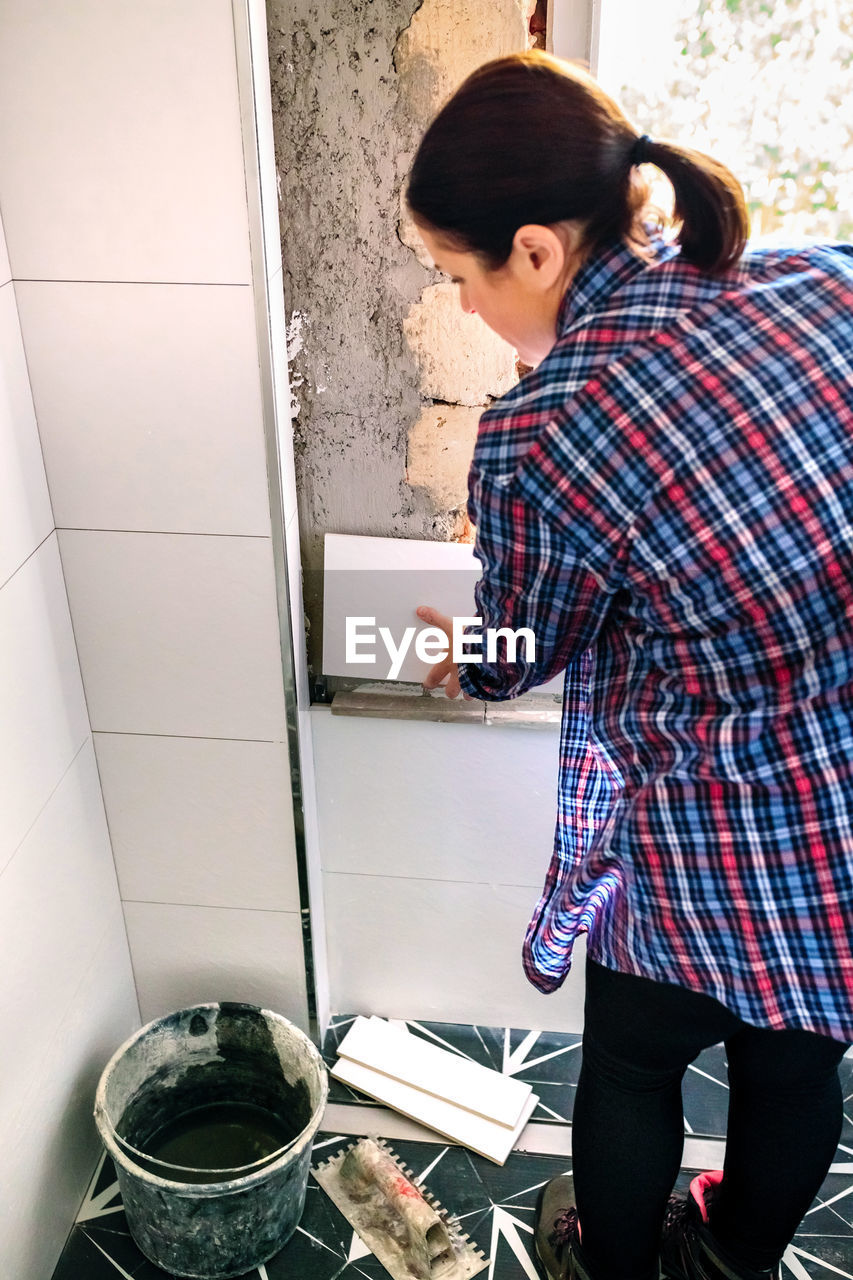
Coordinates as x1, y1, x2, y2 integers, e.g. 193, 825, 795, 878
416, 606, 474, 700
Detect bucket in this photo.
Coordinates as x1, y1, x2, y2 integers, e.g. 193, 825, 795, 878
94, 1003, 328, 1279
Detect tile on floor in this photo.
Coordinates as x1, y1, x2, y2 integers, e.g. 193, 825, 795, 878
324, 1015, 733, 1138
54, 1134, 853, 1280
324, 1016, 853, 1147
50, 1016, 853, 1280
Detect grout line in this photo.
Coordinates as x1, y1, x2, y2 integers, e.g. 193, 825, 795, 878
323, 869, 543, 890
121, 898, 302, 915
0, 527, 55, 594
12, 278, 251, 287
12, 273, 60, 530
57, 527, 269, 539
92, 730, 279, 744
0, 735, 90, 885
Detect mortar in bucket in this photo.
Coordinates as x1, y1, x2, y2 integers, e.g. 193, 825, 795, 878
94, 1002, 328, 1279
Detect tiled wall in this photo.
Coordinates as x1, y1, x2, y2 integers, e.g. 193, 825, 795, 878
0, 1, 312, 1031
0, 204, 141, 1277
312, 707, 587, 1032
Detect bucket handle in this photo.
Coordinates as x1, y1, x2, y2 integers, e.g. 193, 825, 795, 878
103, 1112, 306, 1180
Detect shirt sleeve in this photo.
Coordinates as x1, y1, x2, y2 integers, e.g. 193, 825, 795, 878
457, 463, 628, 701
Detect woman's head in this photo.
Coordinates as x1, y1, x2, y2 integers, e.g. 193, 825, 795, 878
406, 51, 748, 277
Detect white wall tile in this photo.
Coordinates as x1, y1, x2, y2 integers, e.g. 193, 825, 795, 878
0, 921, 138, 1280
95, 733, 300, 912
311, 707, 560, 887
0, 1, 251, 284
0, 209, 10, 286
122, 901, 308, 1029
247, 0, 283, 282
324, 872, 586, 1032
0, 741, 129, 1104
322, 532, 563, 691
58, 530, 288, 740
0, 283, 53, 587
285, 511, 310, 703
14, 280, 271, 536
0, 535, 90, 875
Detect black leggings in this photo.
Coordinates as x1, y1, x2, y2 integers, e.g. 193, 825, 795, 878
572, 957, 849, 1279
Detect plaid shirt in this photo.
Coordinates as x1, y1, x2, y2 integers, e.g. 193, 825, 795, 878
456, 235, 853, 1041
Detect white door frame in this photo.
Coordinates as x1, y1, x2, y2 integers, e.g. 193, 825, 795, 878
548, 0, 602, 74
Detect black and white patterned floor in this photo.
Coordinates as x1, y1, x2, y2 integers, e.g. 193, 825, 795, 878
51, 1016, 853, 1280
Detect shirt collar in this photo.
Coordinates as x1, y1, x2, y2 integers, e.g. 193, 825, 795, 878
556, 234, 677, 336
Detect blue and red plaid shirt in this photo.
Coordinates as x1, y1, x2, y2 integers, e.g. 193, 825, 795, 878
456, 234, 853, 1041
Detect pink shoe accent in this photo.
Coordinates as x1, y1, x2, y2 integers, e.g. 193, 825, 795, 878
687, 1169, 724, 1224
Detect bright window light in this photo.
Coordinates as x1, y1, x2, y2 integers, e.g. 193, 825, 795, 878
596, 0, 853, 243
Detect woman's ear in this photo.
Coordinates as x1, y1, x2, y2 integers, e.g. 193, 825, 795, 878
512, 222, 582, 290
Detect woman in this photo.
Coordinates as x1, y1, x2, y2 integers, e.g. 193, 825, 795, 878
407, 50, 853, 1280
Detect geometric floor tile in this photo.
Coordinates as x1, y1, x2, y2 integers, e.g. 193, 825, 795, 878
52, 1138, 853, 1280
50, 1018, 853, 1280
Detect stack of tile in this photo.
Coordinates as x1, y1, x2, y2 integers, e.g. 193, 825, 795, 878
332, 1016, 539, 1164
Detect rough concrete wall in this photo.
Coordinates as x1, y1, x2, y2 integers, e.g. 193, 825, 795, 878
267, 0, 532, 684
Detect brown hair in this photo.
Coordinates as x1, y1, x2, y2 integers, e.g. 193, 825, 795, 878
406, 51, 748, 275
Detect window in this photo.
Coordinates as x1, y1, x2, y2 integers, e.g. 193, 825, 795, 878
592, 0, 853, 242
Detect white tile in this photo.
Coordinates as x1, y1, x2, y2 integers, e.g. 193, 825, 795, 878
270, 269, 299, 528
95, 733, 300, 911
0, 535, 90, 875
0, 1, 251, 284
337, 1015, 532, 1127
0, 283, 53, 587
330, 1056, 538, 1165
0, 921, 138, 1280
122, 900, 308, 1030
324, 872, 586, 1033
58, 530, 288, 740
0, 741, 127, 1105
311, 707, 560, 887
322, 532, 562, 691
323, 533, 481, 683
247, 0, 283, 282
285, 510, 310, 702
14, 281, 271, 536
0, 210, 10, 285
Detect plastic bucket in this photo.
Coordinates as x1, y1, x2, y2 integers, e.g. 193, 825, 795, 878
94, 1003, 328, 1279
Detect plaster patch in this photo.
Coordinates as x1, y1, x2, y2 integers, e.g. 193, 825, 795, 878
395, 0, 530, 119
395, 0, 531, 266
406, 403, 483, 509
285, 309, 306, 359
403, 284, 517, 407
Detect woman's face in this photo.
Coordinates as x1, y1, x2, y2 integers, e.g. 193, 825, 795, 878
416, 222, 578, 366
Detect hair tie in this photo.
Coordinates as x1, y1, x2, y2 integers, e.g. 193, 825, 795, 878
630, 134, 653, 166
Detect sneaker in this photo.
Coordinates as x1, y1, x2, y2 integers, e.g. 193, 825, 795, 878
533, 1174, 590, 1280
660, 1170, 781, 1280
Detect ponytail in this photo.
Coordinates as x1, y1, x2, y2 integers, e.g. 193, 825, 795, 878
406, 51, 749, 276
640, 138, 748, 273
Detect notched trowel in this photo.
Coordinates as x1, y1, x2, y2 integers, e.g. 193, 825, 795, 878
312, 1137, 489, 1280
